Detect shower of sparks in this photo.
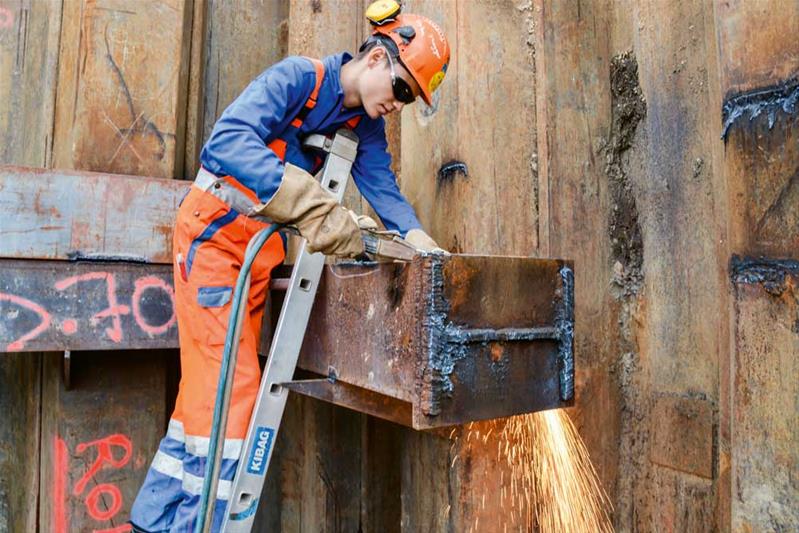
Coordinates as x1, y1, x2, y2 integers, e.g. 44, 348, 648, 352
452, 410, 613, 532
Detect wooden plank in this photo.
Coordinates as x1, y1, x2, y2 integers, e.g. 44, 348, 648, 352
713, 3, 799, 530
715, 0, 799, 257
0, 0, 62, 168
400, 0, 538, 255
184, 0, 289, 179
52, 0, 193, 178
181, 0, 208, 180
730, 259, 799, 532
0, 259, 176, 352
39, 351, 168, 533
0, 166, 186, 264
627, 0, 724, 528
40, 1, 192, 528
713, 0, 799, 96
535, 0, 621, 527
0, 352, 41, 532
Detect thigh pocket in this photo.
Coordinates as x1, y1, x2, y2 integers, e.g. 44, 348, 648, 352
197, 286, 233, 308
196, 285, 234, 347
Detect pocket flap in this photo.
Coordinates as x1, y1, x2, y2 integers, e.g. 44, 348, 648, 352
197, 286, 233, 308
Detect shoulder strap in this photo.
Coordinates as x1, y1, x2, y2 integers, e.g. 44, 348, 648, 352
346, 116, 362, 129
291, 57, 325, 128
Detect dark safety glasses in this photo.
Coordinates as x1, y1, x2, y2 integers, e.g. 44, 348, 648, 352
385, 50, 416, 104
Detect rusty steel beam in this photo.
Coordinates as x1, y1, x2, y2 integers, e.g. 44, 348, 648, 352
296, 255, 574, 429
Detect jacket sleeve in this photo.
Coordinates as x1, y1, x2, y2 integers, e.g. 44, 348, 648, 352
350, 117, 422, 236
199, 58, 314, 203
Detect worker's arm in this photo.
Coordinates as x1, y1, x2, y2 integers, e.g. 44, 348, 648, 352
200, 58, 363, 256
200, 57, 313, 203
350, 118, 422, 236
351, 119, 446, 253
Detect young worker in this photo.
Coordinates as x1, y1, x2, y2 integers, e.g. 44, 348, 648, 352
130, 4, 450, 531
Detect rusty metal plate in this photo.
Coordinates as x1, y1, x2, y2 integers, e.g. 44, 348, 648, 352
297, 254, 574, 429
0, 259, 176, 352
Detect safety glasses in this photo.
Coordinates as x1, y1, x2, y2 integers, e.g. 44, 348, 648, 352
384, 50, 416, 104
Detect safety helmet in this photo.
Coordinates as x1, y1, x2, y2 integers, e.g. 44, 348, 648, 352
362, 1, 450, 105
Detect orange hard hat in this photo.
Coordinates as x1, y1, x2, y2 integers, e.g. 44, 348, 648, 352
366, 11, 450, 105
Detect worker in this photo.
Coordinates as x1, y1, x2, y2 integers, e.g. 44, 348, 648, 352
129, 5, 450, 532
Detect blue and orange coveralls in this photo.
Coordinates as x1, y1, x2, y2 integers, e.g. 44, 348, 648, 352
130, 52, 422, 531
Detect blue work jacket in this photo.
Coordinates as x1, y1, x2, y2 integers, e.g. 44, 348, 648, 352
200, 52, 422, 236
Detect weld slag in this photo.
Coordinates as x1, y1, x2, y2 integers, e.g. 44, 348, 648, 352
730, 254, 799, 294
421, 253, 462, 416
721, 78, 799, 140
555, 265, 575, 401
421, 255, 576, 415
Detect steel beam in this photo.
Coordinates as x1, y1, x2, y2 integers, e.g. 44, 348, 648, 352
295, 255, 574, 429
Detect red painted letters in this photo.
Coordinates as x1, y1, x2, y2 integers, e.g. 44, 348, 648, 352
54, 433, 134, 532
1, 271, 175, 351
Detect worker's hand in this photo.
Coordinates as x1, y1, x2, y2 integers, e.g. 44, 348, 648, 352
404, 228, 449, 255
252, 163, 364, 257
349, 211, 379, 231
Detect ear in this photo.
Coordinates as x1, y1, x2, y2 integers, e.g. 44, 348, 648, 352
367, 46, 386, 69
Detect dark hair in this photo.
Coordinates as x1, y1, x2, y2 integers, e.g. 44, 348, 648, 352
356, 35, 399, 61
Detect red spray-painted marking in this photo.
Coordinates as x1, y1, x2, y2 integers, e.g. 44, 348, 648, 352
131, 275, 176, 335
73, 434, 133, 496
0, 7, 13, 29
55, 433, 135, 531
54, 436, 69, 533
0, 292, 52, 351
61, 318, 78, 335
55, 272, 131, 343
85, 483, 123, 521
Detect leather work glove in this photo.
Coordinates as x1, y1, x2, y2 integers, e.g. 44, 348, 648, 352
404, 228, 449, 255
252, 163, 363, 257
349, 212, 379, 231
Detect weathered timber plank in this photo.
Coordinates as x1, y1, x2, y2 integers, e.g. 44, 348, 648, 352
535, 0, 621, 528
714, 4, 799, 530
0, 166, 187, 264
628, 0, 724, 528
184, 0, 289, 179
39, 351, 168, 533
713, 0, 799, 96
0, 352, 40, 532
52, 0, 193, 178
0, 0, 62, 168
361, 416, 402, 533
0, 3, 61, 529
730, 258, 799, 532
715, 0, 799, 257
0, 259, 176, 352
400, 0, 538, 256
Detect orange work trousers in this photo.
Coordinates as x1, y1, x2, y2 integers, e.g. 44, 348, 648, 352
131, 185, 284, 532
